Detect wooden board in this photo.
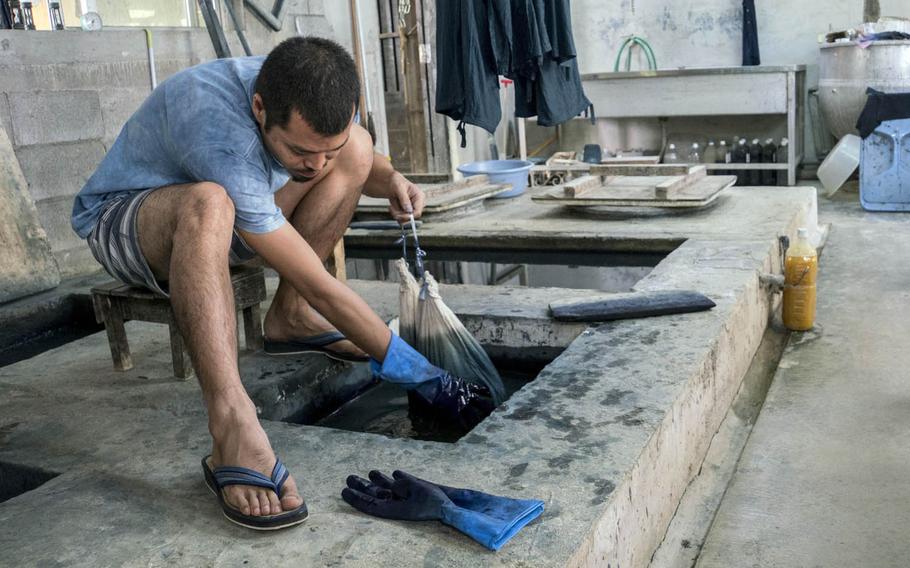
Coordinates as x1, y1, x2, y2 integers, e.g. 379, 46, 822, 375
357, 176, 511, 216
420, 174, 488, 198
562, 175, 603, 197
590, 164, 704, 178
532, 175, 736, 209
598, 155, 662, 165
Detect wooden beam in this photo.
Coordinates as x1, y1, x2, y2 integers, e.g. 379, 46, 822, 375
562, 175, 603, 197
401, 0, 429, 173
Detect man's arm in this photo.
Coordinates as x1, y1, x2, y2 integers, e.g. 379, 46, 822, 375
361, 128, 426, 222
239, 223, 392, 359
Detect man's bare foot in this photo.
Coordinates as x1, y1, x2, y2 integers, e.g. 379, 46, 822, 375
264, 295, 367, 359
208, 395, 303, 516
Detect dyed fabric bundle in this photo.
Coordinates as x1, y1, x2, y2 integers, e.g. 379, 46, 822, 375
414, 271, 506, 405
396, 258, 420, 347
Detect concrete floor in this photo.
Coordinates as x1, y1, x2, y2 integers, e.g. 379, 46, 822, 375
0, 186, 816, 567
696, 188, 910, 567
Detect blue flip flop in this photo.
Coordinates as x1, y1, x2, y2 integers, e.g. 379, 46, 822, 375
202, 456, 308, 531
263, 331, 369, 363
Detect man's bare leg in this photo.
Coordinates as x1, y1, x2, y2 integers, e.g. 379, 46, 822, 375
263, 134, 373, 357
137, 182, 302, 517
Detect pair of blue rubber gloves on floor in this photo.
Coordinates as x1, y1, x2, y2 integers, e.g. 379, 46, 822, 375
357, 334, 544, 550
342, 469, 544, 551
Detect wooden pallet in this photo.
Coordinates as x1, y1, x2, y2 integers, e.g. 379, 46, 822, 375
533, 172, 736, 209
357, 175, 511, 216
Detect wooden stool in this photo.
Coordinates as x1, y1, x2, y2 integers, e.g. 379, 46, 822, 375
91, 266, 267, 380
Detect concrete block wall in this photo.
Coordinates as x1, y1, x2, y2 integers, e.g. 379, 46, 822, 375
0, 0, 387, 282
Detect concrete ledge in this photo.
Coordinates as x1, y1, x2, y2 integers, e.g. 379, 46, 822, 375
0, 188, 817, 566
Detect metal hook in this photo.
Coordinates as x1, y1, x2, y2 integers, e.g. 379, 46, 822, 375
408, 213, 426, 278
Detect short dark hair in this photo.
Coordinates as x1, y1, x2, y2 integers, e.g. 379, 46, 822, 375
255, 36, 360, 135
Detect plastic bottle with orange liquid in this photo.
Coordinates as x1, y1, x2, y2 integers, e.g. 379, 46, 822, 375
783, 228, 818, 330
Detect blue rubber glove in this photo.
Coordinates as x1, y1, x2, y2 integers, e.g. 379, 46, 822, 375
342, 470, 545, 551
371, 334, 494, 430
369, 333, 445, 389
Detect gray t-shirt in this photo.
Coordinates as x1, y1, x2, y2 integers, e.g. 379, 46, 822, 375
71, 56, 289, 238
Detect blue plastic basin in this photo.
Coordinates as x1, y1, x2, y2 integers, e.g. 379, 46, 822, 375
456, 160, 534, 199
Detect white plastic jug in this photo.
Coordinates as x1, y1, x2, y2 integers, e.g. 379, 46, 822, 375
818, 134, 861, 194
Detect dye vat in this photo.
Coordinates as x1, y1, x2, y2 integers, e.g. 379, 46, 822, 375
0, 462, 58, 504
267, 348, 562, 444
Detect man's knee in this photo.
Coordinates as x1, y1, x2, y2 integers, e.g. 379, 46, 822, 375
345, 126, 374, 183
180, 182, 235, 232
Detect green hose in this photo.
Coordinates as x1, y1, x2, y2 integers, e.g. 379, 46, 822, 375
614, 36, 657, 72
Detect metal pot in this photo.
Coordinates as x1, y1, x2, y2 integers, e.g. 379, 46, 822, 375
818, 40, 910, 139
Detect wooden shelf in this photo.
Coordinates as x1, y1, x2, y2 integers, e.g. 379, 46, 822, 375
703, 162, 790, 170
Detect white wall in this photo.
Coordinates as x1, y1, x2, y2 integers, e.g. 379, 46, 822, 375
448, 0, 910, 169
569, 0, 910, 163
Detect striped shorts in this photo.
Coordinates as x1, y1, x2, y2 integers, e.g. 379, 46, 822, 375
86, 188, 258, 297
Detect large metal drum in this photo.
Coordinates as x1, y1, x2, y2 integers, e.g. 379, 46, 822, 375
818, 40, 910, 139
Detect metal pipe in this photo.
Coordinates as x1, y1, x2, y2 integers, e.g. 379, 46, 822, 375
350, 0, 373, 116
223, 0, 252, 56
243, 0, 285, 31
198, 0, 231, 58
144, 29, 157, 90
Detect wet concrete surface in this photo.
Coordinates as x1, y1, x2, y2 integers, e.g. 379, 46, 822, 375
697, 190, 910, 568
0, 186, 817, 566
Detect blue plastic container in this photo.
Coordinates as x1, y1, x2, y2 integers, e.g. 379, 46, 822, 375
457, 160, 534, 199
861, 118, 910, 212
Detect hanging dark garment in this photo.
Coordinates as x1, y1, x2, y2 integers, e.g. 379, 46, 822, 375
512, 0, 591, 126
543, 0, 576, 63
435, 0, 591, 146
510, 0, 548, 80
515, 57, 592, 127
487, 0, 513, 76
742, 0, 761, 66
856, 88, 910, 138
435, 0, 502, 146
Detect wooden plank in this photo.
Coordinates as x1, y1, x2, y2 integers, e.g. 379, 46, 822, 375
404, 173, 450, 184
402, 0, 430, 173
105, 285, 165, 300
653, 167, 707, 199
563, 175, 602, 197
98, 296, 133, 372
599, 155, 661, 165
91, 281, 127, 295
357, 180, 511, 215
545, 151, 578, 166
168, 323, 193, 380
532, 175, 736, 209
421, 174, 488, 197
591, 164, 701, 177
117, 297, 173, 324
242, 305, 263, 351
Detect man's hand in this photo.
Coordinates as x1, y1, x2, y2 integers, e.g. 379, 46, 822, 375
388, 172, 426, 223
